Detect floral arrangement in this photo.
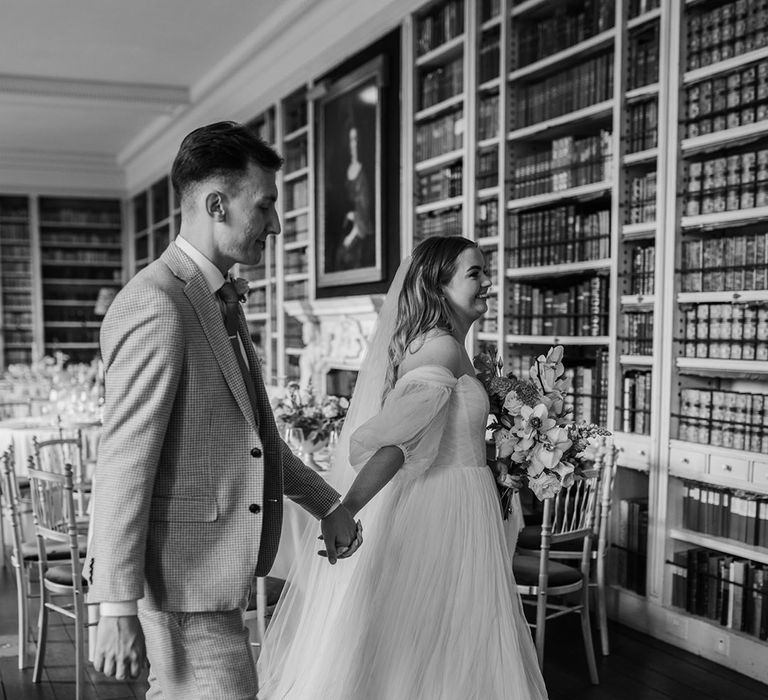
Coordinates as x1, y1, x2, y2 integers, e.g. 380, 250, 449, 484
474, 345, 610, 509
272, 381, 349, 445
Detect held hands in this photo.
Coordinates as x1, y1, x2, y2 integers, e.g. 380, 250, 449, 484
92, 615, 146, 680
494, 459, 523, 491
318, 504, 363, 564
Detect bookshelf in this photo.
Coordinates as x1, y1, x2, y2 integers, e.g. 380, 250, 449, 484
131, 174, 180, 275
38, 197, 123, 364
0, 196, 36, 366
653, 0, 768, 679
0, 194, 124, 370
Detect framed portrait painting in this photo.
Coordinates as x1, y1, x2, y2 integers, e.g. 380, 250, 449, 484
317, 55, 385, 289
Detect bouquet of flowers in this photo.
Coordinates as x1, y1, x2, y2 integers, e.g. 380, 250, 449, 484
474, 345, 611, 510
272, 381, 349, 445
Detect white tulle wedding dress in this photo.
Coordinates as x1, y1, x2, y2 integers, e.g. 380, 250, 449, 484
258, 363, 548, 699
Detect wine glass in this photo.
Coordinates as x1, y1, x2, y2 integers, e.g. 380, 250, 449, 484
284, 426, 304, 456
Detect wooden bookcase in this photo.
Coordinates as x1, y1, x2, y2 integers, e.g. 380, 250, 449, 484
0, 194, 124, 370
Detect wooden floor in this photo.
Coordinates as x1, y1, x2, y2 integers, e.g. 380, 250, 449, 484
1, 565, 767, 700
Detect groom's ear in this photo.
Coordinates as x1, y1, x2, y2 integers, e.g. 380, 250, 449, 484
205, 191, 227, 222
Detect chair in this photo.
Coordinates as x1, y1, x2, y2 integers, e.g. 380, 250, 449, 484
516, 438, 618, 655
27, 462, 95, 699
512, 467, 602, 685
32, 432, 90, 521
2, 447, 87, 670
244, 575, 286, 659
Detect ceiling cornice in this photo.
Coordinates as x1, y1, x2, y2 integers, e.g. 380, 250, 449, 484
0, 74, 189, 111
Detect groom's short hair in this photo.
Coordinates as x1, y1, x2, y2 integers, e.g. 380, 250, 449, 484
171, 121, 283, 205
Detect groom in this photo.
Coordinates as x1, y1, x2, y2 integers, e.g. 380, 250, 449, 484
86, 121, 361, 699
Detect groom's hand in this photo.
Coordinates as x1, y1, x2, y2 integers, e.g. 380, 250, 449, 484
319, 505, 362, 564
92, 615, 146, 680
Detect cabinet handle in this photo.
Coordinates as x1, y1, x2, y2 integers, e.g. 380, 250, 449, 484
732, 292, 741, 300
639, 450, 646, 456
681, 457, 690, 464
721, 464, 733, 472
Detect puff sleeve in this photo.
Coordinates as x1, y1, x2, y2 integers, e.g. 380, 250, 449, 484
349, 365, 457, 479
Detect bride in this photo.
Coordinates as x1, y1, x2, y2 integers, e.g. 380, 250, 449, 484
258, 236, 548, 699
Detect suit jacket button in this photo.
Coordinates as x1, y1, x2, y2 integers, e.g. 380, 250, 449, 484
249, 503, 261, 514
250, 447, 262, 458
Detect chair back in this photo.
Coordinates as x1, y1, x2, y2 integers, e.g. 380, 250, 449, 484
32, 433, 88, 517
544, 467, 602, 548
27, 463, 85, 582
2, 447, 27, 562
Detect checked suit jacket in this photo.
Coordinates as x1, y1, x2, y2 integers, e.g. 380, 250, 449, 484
86, 241, 340, 612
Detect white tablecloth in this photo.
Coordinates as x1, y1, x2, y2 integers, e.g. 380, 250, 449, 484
0, 415, 101, 476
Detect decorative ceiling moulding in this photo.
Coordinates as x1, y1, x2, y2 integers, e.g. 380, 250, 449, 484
0, 74, 189, 112
0, 148, 124, 194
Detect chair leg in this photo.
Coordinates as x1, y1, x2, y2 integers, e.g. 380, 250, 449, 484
596, 555, 610, 656
580, 585, 600, 685
75, 602, 86, 700
535, 590, 547, 670
33, 591, 48, 682
15, 563, 29, 670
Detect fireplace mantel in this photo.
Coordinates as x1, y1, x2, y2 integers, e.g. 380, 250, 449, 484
283, 296, 384, 392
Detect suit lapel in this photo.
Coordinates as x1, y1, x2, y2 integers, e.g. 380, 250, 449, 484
162, 243, 258, 432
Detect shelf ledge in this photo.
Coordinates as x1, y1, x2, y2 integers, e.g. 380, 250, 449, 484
507, 100, 613, 141
681, 206, 768, 230
414, 149, 464, 173
681, 120, 768, 155
684, 45, 768, 85
669, 528, 768, 566
621, 293, 655, 308
676, 358, 768, 376
415, 34, 465, 68
627, 7, 662, 30
506, 258, 611, 279
507, 181, 611, 211
504, 335, 609, 346
509, 29, 615, 83
677, 290, 768, 304
625, 82, 659, 100
283, 167, 309, 183
619, 354, 654, 367
415, 196, 464, 215
415, 93, 464, 122
624, 148, 658, 165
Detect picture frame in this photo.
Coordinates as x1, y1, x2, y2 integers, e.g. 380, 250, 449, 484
316, 55, 385, 289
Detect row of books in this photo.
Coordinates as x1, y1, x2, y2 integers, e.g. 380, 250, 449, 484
2, 310, 32, 326
627, 99, 658, 154
511, 132, 612, 198
476, 199, 498, 238
284, 249, 307, 275
670, 548, 768, 639
627, 23, 660, 91
0, 223, 29, 240
420, 57, 463, 111
3, 330, 32, 345
687, 0, 768, 71
478, 295, 498, 334
476, 149, 499, 189
417, 163, 463, 204
285, 179, 308, 211
506, 276, 609, 337
414, 109, 464, 162
477, 94, 499, 141
629, 243, 655, 296
38, 206, 121, 226
283, 96, 307, 136
685, 60, 768, 139
2, 261, 32, 275
622, 312, 653, 355
681, 482, 768, 546
415, 206, 462, 242
416, 0, 464, 57
682, 303, 768, 362
244, 288, 267, 315
507, 205, 610, 268
0, 198, 28, 219
40, 231, 120, 246
478, 34, 500, 84
514, 52, 614, 127
685, 148, 768, 217
514, 0, 614, 68
680, 232, 768, 292
1, 244, 30, 259
627, 171, 657, 225
39, 249, 121, 264
3, 291, 30, 307
621, 370, 652, 435
284, 138, 307, 173
614, 497, 648, 595
284, 279, 308, 302
283, 213, 309, 245
678, 388, 767, 452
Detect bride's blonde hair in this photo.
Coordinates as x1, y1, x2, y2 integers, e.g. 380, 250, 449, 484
383, 236, 476, 398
